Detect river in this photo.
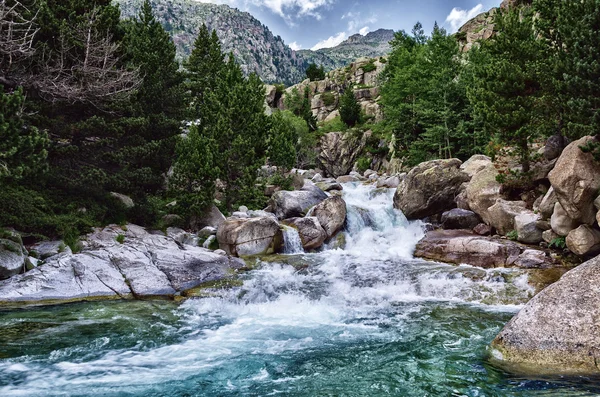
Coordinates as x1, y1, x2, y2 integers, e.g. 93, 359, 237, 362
1, 183, 599, 396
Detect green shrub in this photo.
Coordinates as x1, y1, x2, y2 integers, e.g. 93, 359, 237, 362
361, 61, 377, 73
116, 234, 126, 244
549, 236, 566, 249
356, 157, 371, 173
322, 91, 336, 107
319, 116, 348, 134
506, 230, 519, 241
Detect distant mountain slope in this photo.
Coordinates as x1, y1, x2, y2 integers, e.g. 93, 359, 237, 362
116, 0, 305, 85
115, 0, 394, 85
300, 29, 395, 71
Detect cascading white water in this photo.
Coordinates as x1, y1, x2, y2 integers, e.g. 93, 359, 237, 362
282, 225, 304, 254
0, 181, 549, 397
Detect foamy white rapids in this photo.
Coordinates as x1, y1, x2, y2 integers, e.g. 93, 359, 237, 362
0, 182, 537, 396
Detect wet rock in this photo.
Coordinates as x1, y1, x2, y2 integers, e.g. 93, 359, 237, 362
548, 136, 600, 225
466, 163, 502, 225
441, 209, 481, 230
393, 159, 469, 220
217, 217, 283, 257
282, 217, 327, 250
307, 196, 347, 238
513, 250, 550, 268
551, 202, 580, 237
0, 225, 245, 305
268, 181, 328, 220
414, 230, 554, 269
376, 175, 402, 189
491, 254, 600, 374
566, 225, 600, 256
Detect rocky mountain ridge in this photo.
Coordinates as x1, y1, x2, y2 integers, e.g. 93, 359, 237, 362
115, 0, 394, 85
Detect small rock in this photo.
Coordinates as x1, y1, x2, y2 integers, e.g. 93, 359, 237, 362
473, 223, 492, 236
110, 192, 134, 208
542, 229, 560, 244
487, 200, 527, 236
441, 209, 481, 230
214, 249, 227, 256
336, 175, 360, 183
514, 212, 543, 244
198, 227, 217, 239
202, 235, 218, 249
282, 217, 327, 250
30, 241, 71, 260
238, 206, 249, 213
231, 211, 250, 219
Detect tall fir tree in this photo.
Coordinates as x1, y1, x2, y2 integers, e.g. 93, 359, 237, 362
339, 87, 361, 128
467, 7, 543, 172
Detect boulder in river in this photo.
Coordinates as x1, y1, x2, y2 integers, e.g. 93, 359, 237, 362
0, 236, 25, 280
414, 230, 555, 269
466, 163, 502, 225
268, 181, 328, 220
0, 224, 245, 305
486, 199, 527, 236
491, 254, 600, 374
307, 196, 347, 239
217, 217, 283, 257
282, 217, 327, 250
393, 159, 469, 220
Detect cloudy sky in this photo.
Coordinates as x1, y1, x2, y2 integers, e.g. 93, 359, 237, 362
197, 0, 502, 50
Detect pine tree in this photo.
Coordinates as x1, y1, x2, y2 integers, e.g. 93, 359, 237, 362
269, 111, 298, 171
0, 87, 48, 181
339, 87, 361, 128
467, 7, 543, 172
184, 24, 225, 118
306, 63, 325, 81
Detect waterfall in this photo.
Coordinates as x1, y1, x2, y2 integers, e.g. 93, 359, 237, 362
282, 225, 304, 254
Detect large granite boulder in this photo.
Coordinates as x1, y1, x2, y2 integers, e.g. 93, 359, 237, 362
282, 217, 327, 250
548, 136, 600, 225
217, 217, 283, 257
415, 230, 556, 269
307, 196, 347, 238
393, 159, 470, 219
268, 181, 328, 220
466, 163, 502, 225
487, 199, 527, 236
491, 254, 600, 374
0, 225, 244, 305
566, 225, 600, 256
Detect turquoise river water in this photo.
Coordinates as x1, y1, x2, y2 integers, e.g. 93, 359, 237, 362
1, 184, 600, 396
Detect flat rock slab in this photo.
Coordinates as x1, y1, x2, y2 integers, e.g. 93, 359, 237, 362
414, 230, 558, 269
0, 225, 244, 306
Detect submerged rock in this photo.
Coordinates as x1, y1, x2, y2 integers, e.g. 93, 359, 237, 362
0, 225, 244, 305
491, 254, 600, 374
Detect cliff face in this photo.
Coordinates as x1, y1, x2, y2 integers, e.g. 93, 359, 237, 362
266, 57, 387, 123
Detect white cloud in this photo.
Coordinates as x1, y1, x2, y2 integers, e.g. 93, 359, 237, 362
289, 41, 302, 50
341, 11, 377, 34
251, 0, 335, 22
311, 31, 347, 50
445, 4, 484, 33
359, 26, 370, 36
